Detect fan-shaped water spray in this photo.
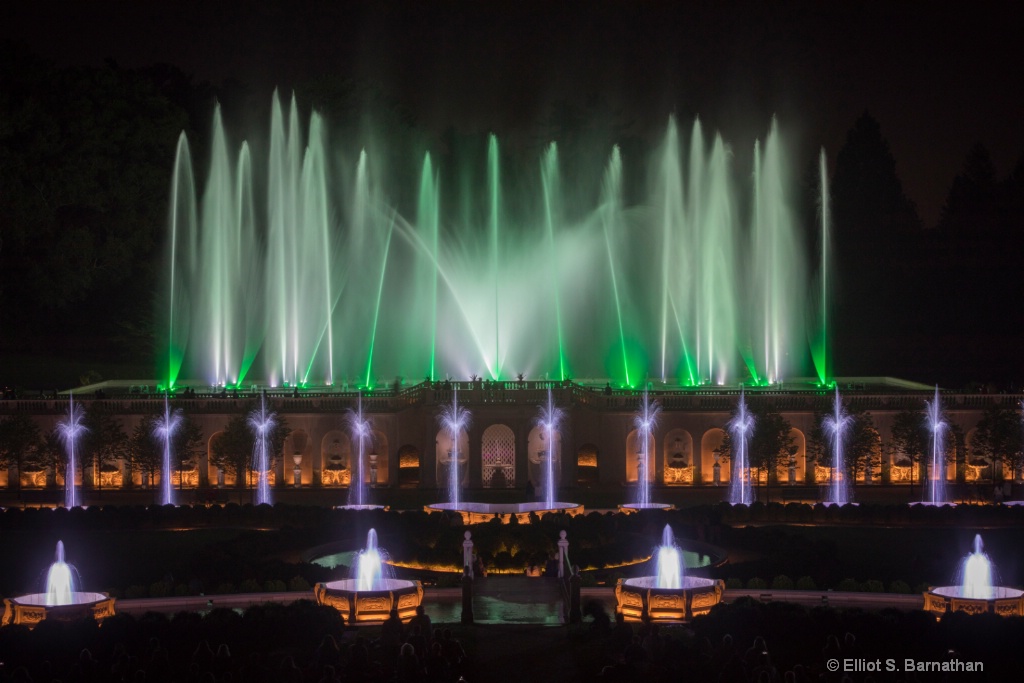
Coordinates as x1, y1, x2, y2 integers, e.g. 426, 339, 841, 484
633, 390, 662, 508
728, 391, 755, 505
345, 395, 373, 507
153, 393, 183, 506
924, 386, 949, 505
437, 389, 471, 507
536, 389, 565, 509
56, 396, 87, 509
823, 387, 854, 505
248, 393, 276, 505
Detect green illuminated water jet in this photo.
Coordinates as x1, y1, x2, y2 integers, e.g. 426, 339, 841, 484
166, 97, 826, 389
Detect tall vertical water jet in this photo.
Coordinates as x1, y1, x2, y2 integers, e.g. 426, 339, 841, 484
633, 389, 662, 507
438, 389, 471, 507
924, 386, 950, 505
536, 388, 565, 508
167, 104, 818, 389
822, 387, 854, 505
248, 392, 277, 505
153, 393, 183, 506
56, 395, 87, 509
346, 395, 372, 507
813, 147, 831, 385
728, 390, 755, 505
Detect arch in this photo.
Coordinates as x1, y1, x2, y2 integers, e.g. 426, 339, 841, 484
577, 443, 599, 486
625, 429, 655, 484
663, 429, 694, 485
320, 430, 351, 487
482, 424, 516, 488
435, 428, 470, 488
528, 425, 561, 491
701, 428, 728, 485
396, 444, 421, 488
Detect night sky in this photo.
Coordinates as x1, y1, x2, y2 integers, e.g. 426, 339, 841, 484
4, 0, 1022, 227
3, 0, 1024, 388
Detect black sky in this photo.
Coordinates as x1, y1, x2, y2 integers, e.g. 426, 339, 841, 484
3, 0, 1023, 226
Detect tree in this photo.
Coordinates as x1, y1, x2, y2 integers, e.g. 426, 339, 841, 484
210, 406, 290, 489
0, 414, 41, 490
129, 409, 204, 489
969, 403, 1023, 481
79, 407, 130, 489
717, 399, 796, 501
807, 405, 880, 485
890, 409, 928, 492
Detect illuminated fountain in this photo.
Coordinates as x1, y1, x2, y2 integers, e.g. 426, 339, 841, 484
426, 389, 583, 523
154, 393, 183, 506
615, 525, 724, 622
2, 541, 115, 627
822, 387, 854, 506
165, 95, 825, 392
249, 393, 276, 506
728, 390, 755, 505
621, 389, 673, 512
919, 386, 952, 506
337, 395, 385, 510
56, 395, 87, 508
314, 529, 423, 625
924, 534, 1024, 617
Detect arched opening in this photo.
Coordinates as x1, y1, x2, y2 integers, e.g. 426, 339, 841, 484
625, 429, 655, 484
577, 443, 599, 486
663, 429, 694, 485
396, 444, 421, 488
701, 428, 728, 485
482, 424, 516, 488
320, 430, 351, 487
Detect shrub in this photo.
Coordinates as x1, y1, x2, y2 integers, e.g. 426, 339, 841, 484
215, 581, 235, 594
288, 576, 311, 592
125, 585, 147, 599
863, 579, 885, 593
747, 577, 767, 590
836, 578, 860, 592
239, 579, 261, 593
725, 577, 744, 590
174, 583, 191, 597
888, 580, 912, 594
148, 581, 171, 598
770, 575, 794, 590
794, 576, 816, 590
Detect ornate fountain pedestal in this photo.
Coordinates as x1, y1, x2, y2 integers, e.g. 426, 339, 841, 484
923, 586, 1024, 618
2, 593, 115, 628
615, 576, 724, 623
314, 578, 423, 625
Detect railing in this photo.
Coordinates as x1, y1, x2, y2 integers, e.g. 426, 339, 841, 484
3, 382, 1022, 416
